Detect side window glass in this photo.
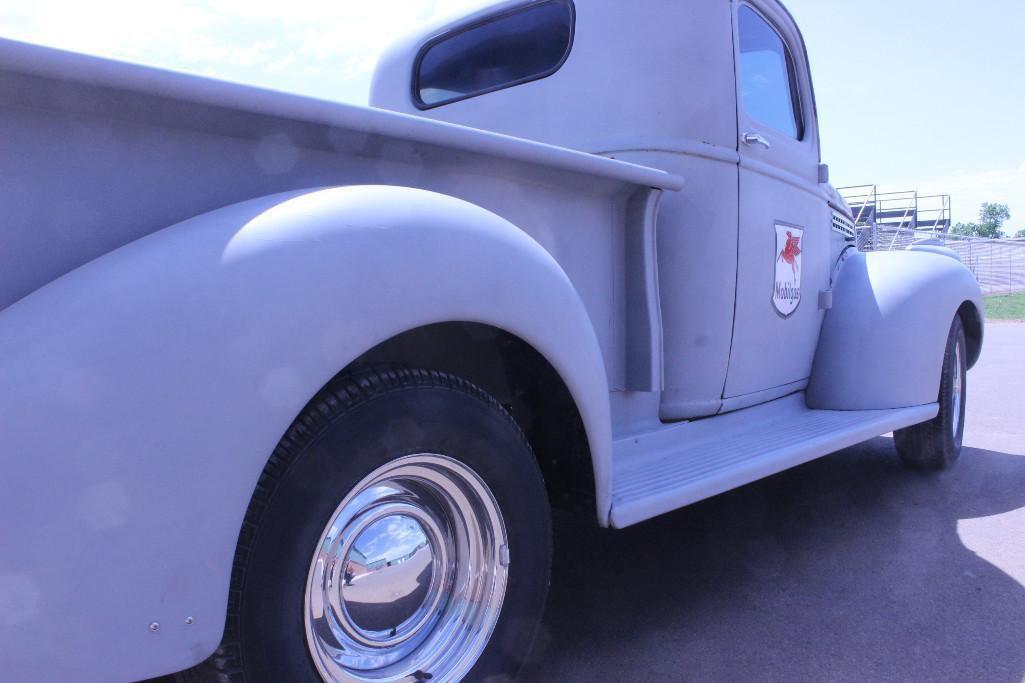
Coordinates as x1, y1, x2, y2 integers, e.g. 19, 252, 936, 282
738, 6, 804, 139
415, 0, 574, 109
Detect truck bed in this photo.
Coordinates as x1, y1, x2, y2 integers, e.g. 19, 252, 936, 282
0, 36, 682, 312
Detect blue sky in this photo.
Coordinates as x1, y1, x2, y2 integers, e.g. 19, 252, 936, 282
792, 0, 1025, 229
2, 0, 1022, 228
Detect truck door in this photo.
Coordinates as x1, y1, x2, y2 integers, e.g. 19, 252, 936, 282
724, 1, 831, 405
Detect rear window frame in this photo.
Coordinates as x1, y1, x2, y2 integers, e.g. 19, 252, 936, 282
411, 0, 576, 110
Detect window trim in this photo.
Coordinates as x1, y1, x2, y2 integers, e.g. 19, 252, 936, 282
411, 0, 576, 110
737, 3, 806, 141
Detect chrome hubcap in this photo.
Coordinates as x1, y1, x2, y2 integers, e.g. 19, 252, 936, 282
305, 454, 508, 682
340, 512, 436, 643
951, 341, 963, 439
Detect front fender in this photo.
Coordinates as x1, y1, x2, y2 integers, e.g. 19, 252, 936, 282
0, 186, 611, 681
807, 250, 984, 411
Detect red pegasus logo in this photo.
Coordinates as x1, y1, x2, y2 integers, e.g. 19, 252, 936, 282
777, 231, 802, 277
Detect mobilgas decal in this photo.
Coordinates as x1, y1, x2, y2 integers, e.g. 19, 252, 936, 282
773, 223, 803, 318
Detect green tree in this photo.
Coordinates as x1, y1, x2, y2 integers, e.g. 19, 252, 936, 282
980, 202, 1011, 235
952, 202, 1010, 238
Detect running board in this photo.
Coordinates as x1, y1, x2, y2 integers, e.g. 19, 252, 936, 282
610, 394, 938, 528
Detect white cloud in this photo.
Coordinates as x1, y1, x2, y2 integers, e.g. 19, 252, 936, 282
0, 1, 216, 61
881, 163, 1025, 227
0, 0, 487, 102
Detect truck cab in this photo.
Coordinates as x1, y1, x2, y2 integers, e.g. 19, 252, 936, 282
368, 0, 983, 524
371, 0, 856, 422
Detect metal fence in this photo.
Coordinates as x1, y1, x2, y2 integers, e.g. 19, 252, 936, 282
839, 185, 1025, 297
855, 227, 1025, 296
935, 236, 1025, 296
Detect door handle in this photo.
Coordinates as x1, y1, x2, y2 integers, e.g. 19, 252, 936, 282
742, 132, 772, 150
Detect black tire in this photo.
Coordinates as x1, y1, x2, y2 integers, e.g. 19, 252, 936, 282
179, 367, 551, 682
893, 315, 967, 470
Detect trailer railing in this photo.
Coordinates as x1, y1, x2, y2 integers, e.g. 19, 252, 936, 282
838, 186, 1023, 296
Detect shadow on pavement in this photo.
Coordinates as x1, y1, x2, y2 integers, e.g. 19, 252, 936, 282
523, 438, 1025, 682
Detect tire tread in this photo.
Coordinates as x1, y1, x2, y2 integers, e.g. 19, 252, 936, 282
177, 366, 534, 682
894, 315, 967, 470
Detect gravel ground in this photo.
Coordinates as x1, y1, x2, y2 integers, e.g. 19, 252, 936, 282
522, 322, 1025, 682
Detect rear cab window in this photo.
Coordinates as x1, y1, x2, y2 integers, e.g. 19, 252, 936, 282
414, 0, 575, 109
738, 5, 804, 140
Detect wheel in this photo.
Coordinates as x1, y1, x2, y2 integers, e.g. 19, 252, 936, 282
893, 315, 967, 470
181, 368, 551, 682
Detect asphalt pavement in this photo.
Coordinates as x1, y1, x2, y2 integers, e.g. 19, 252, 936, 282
522, 323, 1025, 682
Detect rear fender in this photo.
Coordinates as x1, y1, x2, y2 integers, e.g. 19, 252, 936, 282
0, 186, 612, 681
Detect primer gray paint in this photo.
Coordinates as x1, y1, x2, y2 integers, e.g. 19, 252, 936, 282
0, 0, 985, 679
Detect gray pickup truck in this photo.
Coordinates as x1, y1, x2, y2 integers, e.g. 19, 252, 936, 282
0, 1, 983, 681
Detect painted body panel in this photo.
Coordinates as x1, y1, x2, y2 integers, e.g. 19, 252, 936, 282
727, 163, 831, 397
807, 250, 984, 410
0, 36, 681, 314
725, 0, 831, 399
372, 0, 739, 155
0, 187, 616, 681
374, 0, 745, 420
612, 150, 741, 420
